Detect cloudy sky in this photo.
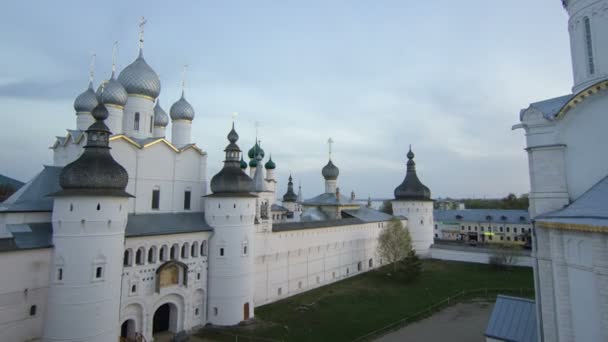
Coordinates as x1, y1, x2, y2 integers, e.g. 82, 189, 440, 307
0, 0, 573, 200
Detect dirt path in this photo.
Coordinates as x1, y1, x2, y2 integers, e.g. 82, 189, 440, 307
375, 302, 494, 342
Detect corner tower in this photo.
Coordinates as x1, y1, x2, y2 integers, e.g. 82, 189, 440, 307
562, 0, 608, 92
391, 147, 434, 256
206, 123, 257, 326
43, 102, 132, 341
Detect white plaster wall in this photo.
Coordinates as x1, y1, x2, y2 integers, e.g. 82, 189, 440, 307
76, 112, 94, 131
52, 138, 85, 167
153, 126, 166, 138
121, 232, 211, 340
105, 105, 124, 135
44, 196, 129, 342
123, 96, 154, 139
0, 248, 51, 342
393, 200, 433, 256
254, 221, 387, 306
0, 212, 52, 238
206, 196, 257, 326
430, 245, 533, 267
172, 120, 192, 147
559, 91, 608, 200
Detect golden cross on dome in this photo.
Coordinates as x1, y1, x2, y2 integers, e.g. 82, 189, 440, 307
181, 64, 189, 93
111, 41, 118, 73
89, 53, 96, 82
138, 17, 147, 49
327, 137, 334, 159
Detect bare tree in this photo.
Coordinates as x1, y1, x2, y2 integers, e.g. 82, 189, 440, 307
378, 217, 412, 272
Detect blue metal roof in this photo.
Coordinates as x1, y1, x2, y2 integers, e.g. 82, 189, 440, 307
521, 94, 572, 121
125, 212, 212, 237
0, 166, 62, 212
434, 209, 530, 225
485, 295, 537, 342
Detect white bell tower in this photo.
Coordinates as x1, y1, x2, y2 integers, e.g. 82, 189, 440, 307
563, 0, 608, 92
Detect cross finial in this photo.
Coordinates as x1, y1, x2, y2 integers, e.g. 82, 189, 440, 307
231, 112, 238, 122
111, 41, 118, 74
88, 53, 96, 83
181, 64, 189, 95
254, 121, 260, 140
138, 16, 147, 49
327, 137, 334, 160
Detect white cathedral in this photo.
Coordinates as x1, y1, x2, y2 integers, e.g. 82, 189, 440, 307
0, 24, 435, 342
515, 0, 608, 341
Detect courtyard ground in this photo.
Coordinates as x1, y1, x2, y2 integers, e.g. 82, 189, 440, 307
376, 302, 494, 342
197, 259, 533, 342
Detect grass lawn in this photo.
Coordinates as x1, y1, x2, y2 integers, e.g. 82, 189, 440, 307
197, 260, 534, 342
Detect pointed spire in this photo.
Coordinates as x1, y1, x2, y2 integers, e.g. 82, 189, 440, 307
283, 174, 297, 202
394, 145, 431, 201
180, 64, 189, 98
297, 181, 303, 202
327, 137, 334, 160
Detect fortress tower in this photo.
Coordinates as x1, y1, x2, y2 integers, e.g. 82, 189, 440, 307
392, 147, 434, 257
205, 124, 257, 325
43, 102, 132, 341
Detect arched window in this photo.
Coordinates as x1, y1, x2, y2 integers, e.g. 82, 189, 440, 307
181, 243, 189, 259
584, 16, 595, 75
170, 244, 178, 260
136, 247, 145, 265
148, 246, 157, 264
160, 245, 168, 262
123, 249, 133, 266
134, 112, 140, 130
191, 242, 199, 257
201, 240, 208, 256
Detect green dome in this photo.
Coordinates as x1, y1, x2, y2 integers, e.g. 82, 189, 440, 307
247, 142, 265, 160
240, 156, 247, 169
264, 155, 276, 169
249, 158, 258, 167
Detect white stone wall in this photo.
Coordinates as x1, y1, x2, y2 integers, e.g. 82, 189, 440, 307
44, 196, 129, 342
122, 96, 155, 139
120, 232, 211, 341
206, 196, 257, 326
76, 112, 94, 131
393, 200, 433, 256
0, 248, 51, 342
171, 120, 192, 147
105, 105, 124, 135
254, 220, 391, 306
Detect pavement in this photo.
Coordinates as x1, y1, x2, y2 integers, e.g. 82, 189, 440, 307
375, 302, 494, 342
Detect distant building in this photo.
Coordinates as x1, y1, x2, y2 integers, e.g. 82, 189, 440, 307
0, 174, 24, 202
434, 209, 531, 245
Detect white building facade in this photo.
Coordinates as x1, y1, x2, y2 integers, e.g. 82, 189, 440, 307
515, 1, 608, 341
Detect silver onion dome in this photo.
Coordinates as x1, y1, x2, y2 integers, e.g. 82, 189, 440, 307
96, 72, 128, 107
153, 101, 169, 127
117, 49, 161, 99
74, 81, 99, 113
322, 160, 339, 180
170, 91, 195, 121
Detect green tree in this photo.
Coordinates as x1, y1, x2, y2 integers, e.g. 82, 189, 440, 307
379, 200, 393, 215
378, 217, 412, 272
399, 250, 422, 282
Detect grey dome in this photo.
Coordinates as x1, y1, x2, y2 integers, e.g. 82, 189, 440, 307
322, 160, 339, 180
117, 49, 161, 99
170, 91, 195, 121
74, 81, 98, 113
96, 72, 128, 107
57, 103, 130, 197
210, 123, 254, 194
394, 148, 431, 201
153, 101, 169, 127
